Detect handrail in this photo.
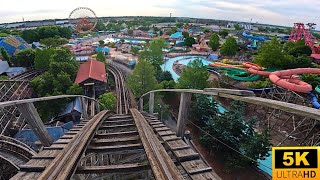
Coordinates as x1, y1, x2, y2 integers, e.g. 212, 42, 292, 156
0, 95, 98, 109
138, 88, 320, 121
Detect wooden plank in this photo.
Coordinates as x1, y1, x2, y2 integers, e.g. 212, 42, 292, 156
19, 165, 46, 172
87, 143, 144, 152
17, 103, 53, 146
204, 88, 255, 96
174, 149, 199, 162
76, 163, 150, 174
219, 93, 320, 121
94, 131, 139, 138
131, 109, 183, 180
91, 136, 140, 145
155, 127, 171, 132
99, 124, 135, 129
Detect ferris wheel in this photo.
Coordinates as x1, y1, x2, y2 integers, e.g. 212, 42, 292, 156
69, 7, 97, 33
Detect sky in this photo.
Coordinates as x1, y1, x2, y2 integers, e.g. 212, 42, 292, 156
0, 0, 319, 29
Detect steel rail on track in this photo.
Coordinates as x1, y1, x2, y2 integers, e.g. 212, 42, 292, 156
131, 108, 183, 180
108, 64, 130, 114
38, 110, 114, 179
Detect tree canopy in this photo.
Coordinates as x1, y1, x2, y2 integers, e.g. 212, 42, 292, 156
184, 36, 196, 47
0, 48, 10, 62
220, 37, 238, 56
31, 48, 80, 120
128, 59, 158, 98
139, 38, 166, 72
96, 21, 106, 31
218, 29, 229, 38
176, 58, 210, 89
40, 37, 68, 48
11, 48, 36, 67
208, 34, 220, 51
96, 51, 106, 63
21, 26, 72, 43
99, 92, 117, 111
254, 38, 312, 69
200, 101, 271, 170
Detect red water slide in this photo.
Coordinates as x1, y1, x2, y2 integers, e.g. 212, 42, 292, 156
242, 62, 272, 77
269, 68, 320, 93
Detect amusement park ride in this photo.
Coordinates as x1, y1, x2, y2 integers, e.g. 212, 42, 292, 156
289, 22, 320, 58
69, 7, 98, 34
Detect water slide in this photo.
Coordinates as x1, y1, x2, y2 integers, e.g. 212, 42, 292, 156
269, 68, 320, 93
242, 31, 271, 41
308, 92, 320, 109
208, 63, 261, 81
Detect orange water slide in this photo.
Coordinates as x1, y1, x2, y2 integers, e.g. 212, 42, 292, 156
269, 68, 320, 93
208, 63, 246, 70
242, 62, 272, 77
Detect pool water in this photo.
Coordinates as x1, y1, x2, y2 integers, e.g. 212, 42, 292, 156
258, 150, 272, 176
161, 56, 212, 82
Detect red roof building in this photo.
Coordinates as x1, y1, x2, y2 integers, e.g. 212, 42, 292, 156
75, 59, 107, 97
75, 59, 107, 84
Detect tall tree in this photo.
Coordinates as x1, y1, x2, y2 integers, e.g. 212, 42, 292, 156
34, 48, 54, 70
139, 38, 166, 72
40, 37, 68, 48
208, 34, 220, 51
12, 48, 36, 67
96, 51, 106, 63
21, 29, 39, 43
128, 59, 158, 98
176, 58, 210, 89
218, 29, 229, 38
220, 37, 238, 56
99, 92, 117, 111
182, 31, 189, 38
184, 36, 196, 47
0, 47, 10, 62
96, 21, 106, 31
200, 101, 271, 170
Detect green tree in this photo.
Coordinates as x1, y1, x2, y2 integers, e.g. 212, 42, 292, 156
200, 101, 271, 170
254, 38, 286, 68
96, 21, 106, 31
128, 59, 158, 97
169, 27, 177, 35
139, 38, 166, 72
191, 94, 219, 126
184, 36, 196, 47
34, 48, 54, 70
288, 45, 312, 57
158, 71, 173, 82
182, 31, 189, 38
96, 51, 106, 63
40, 37, 68, 48
12, 48, 36, 67
176, 58, 209, 89
99, 92, 117, 111
220, 37, 238, 56
234, 23, 242, 30
302, 74, 320, 89
21, 29, 39, 43
208, 34, 220, 51
0, 47, 10, 62
131, 46, 140, 55
218, 29, 229, 38
0, 75, 9, 80
57, 26, 72, 39
98, 40, 105, 47
128, 29, 133, 36
66, 84, 83, 95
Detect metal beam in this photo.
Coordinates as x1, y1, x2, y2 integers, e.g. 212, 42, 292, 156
17, 103, 53, 147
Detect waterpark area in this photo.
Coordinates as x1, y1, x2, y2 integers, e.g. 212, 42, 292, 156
2, 11, 320, 179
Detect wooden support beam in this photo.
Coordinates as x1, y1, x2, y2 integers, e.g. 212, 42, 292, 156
204, 88, 255, 96
177, 92, 192, 137
76, 163, 150, 174
17, 103, 53, 147
139, 98, 144, 111
87, 143, 144, 153
149, 92, 154, 114
81, 97, 88, 119
19, 165, 46, 172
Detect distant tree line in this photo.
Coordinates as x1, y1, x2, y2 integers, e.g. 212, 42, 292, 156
21, 26, 72, 43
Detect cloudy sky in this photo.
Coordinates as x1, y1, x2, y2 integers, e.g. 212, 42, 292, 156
1, 0, 319, 29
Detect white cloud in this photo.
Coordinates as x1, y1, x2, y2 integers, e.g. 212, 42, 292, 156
0, 0, 319, 29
